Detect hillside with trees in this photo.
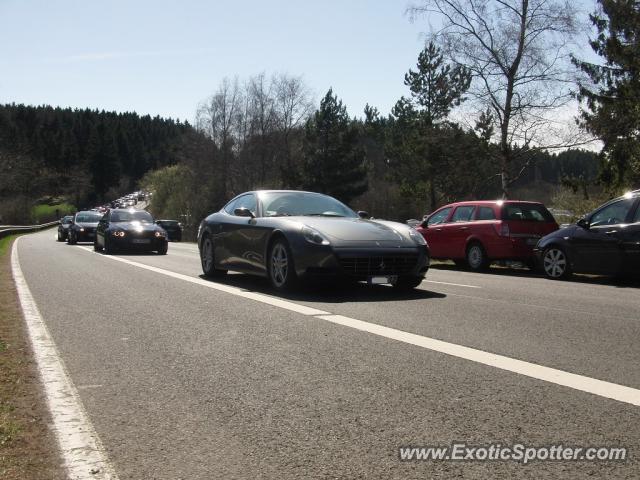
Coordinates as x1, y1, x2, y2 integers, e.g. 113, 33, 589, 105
0, 104, 200, 223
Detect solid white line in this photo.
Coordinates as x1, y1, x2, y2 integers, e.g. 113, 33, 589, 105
11, 238, 119, 480
76, 246, 329, 316
316, 315, 640, 407
76, 247, 640, 407
424, 280, 481, 289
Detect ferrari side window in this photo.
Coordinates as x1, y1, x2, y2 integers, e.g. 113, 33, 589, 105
233, 194, 257, 216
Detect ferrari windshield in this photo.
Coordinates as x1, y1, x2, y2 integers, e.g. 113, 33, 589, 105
260, 192, 357, 218
111, 210, 154, 223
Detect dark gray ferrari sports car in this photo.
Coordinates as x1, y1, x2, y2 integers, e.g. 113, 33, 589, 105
197, 190, 430, 291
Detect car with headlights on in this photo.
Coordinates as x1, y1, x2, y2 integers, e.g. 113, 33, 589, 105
155, 220, 183, 241
94, 209, 168, 254
57, 215, 74, 241
197, 190, 430, 291
535, 190, 640, 279
67, 211, 104, 244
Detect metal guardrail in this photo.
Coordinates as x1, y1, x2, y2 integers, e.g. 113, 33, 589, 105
0, 221, 60, 240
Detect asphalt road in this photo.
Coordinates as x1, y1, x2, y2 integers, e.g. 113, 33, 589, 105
15, 230, 640, 479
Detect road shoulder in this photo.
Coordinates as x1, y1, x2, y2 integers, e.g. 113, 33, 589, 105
0, 234, 65, 479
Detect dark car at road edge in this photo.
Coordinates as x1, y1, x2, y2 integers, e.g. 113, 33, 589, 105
535, 190, 640, 279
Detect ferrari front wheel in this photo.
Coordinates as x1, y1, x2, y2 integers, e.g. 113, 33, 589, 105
268, 239, 298, 291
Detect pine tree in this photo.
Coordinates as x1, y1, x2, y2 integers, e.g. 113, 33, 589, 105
301, 89, 367, 203
573, 0, 640, 187
404, 42, 471, 125
387, 43, 472, 210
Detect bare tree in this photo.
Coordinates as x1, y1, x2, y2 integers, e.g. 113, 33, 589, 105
273, 73, 315, 187
195, 76, 243, 198
409, 0, 580, 197
247, 73, 277, 185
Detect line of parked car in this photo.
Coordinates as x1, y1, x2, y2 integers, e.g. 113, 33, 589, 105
414, 190, 640, 280
57, 191, 184, 254
56, 188, 639, 290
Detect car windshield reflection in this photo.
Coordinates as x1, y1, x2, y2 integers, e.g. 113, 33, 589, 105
260, 192, 356, 218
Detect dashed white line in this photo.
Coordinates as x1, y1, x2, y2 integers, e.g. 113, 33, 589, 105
12, 238, 119, 479
76, 245, 640, 407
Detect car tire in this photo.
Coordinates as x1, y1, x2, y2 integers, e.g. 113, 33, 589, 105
157, 242, 168, 255
67, 233, 77, 245
393, 275, 424, 291
268, 238, 299, 291
200, 235, 226, 277
466, 242, 489, 271
104, 236, 114, 255
541, 246, 571, 280
57, 230, 63, 242
94, 238, 103, 252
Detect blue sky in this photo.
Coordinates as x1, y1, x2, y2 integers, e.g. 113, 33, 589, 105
0, 0, 596, 124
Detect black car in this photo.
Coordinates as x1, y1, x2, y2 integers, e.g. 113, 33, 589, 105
67, 211, 104, 244
197, 190, 430, 291
535, 190, 640, 279
94, 209, 168, 254
155, 220, 183, 241
57, 215, 74, 241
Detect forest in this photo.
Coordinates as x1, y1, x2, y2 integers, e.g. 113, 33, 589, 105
1, 0, 638, 229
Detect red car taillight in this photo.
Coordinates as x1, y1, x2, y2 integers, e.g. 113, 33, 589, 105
493, 222, 510, 237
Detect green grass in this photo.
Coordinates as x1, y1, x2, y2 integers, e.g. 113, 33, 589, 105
0, 235, 18, 257
31, 203, 75, 223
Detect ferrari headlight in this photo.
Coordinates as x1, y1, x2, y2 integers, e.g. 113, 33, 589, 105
302, 226, 330, 246
408, 228, 427, 246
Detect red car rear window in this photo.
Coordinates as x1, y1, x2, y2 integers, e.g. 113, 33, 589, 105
502, 203, 555, 222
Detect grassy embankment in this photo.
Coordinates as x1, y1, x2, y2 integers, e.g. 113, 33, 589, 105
0, 234, 65, 479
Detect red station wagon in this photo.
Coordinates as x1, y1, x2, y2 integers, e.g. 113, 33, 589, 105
415, 201, 559, 271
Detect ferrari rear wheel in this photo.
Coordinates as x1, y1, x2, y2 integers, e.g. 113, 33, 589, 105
200, 235, 226, 277
268, 239, 298, 291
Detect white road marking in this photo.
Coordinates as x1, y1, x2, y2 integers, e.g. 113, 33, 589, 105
12, 238, 119, 480
316, 315, 640, 406
76, 245, 640, 407
77, 246, 329, 316
423, 280, 481, 289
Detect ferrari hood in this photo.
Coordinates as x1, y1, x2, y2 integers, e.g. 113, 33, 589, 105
295, 217, 411, 244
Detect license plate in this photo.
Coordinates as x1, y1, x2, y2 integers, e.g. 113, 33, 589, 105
368, 275, 397, 285
132, 239, 151, 244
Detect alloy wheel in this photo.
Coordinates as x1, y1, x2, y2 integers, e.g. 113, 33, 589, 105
270, 243, 289, 287
467, 245, 484, 270
543, 248, 567, 279
201, 237, 214, 273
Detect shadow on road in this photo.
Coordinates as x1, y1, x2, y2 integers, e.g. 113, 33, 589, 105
430, 263, 640, 289
197, 273, 446, 304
